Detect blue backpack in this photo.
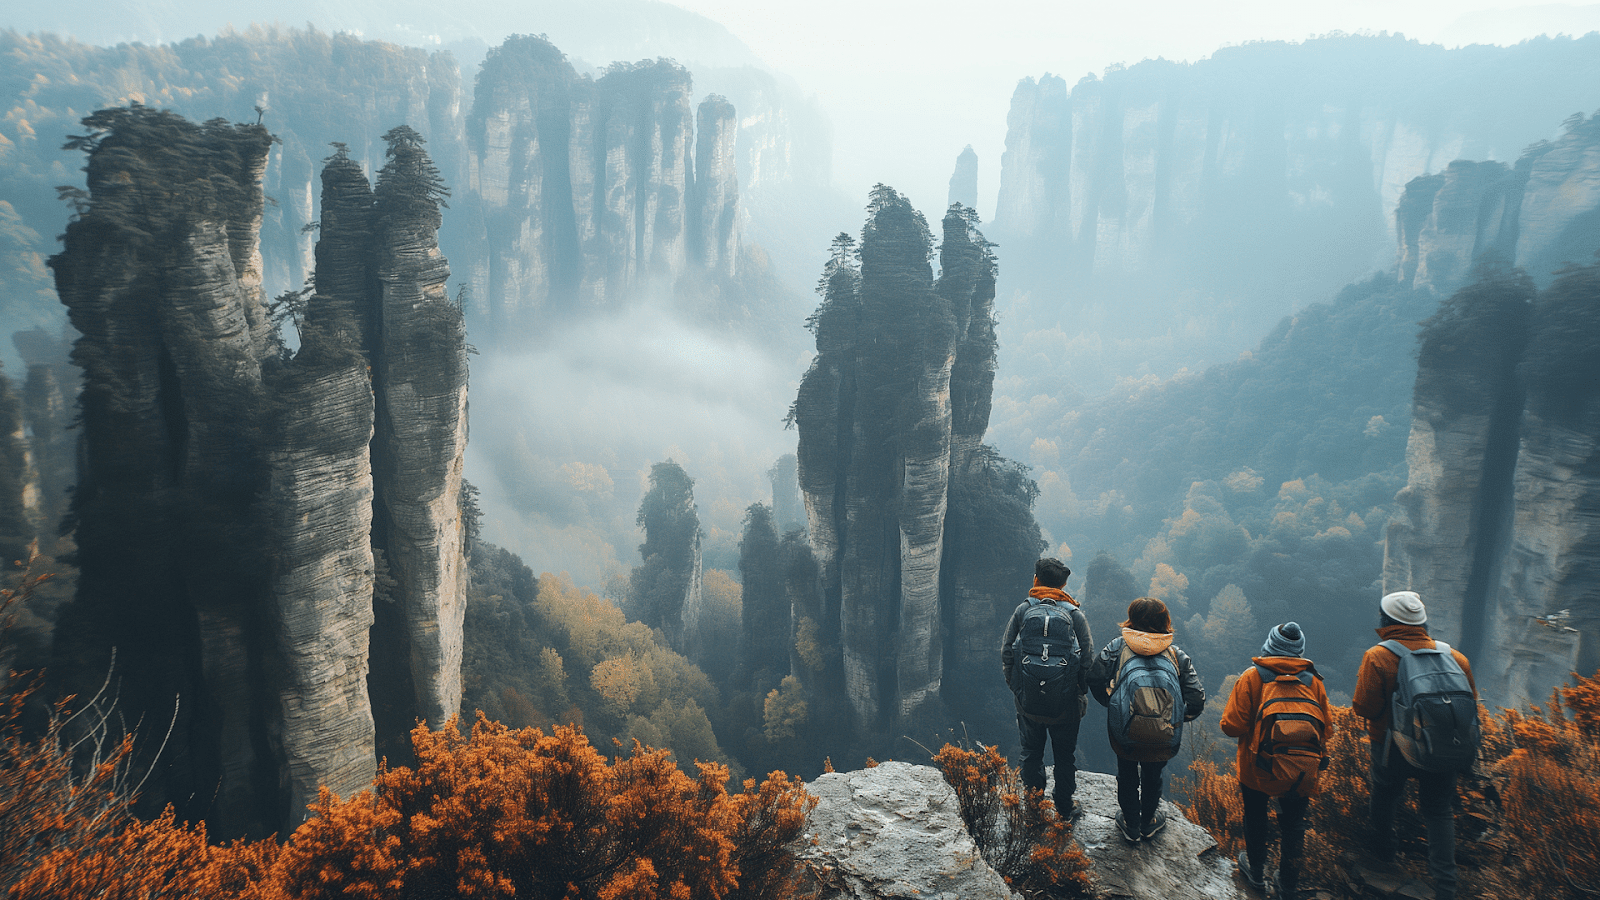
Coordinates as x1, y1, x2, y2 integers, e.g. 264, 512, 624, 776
1107, 645, 1185, 762
1381, 640, 1481, 773
1010, 598, 1083, 720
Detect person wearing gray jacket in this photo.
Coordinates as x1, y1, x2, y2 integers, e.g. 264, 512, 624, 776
1087, 597, 1205, 842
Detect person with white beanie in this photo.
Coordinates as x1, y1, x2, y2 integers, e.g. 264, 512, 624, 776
1352, 591, 1478, 900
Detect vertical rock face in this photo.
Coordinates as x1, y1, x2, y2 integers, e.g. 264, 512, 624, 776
50, 107, 279, 836
464, 36, 736, 338
948, 145, 979, 211
795, 194, 1036, 743
989, 36, 1600, 355
369, 127, 471, 735
263, 342, 377, 823
994, 74, 1071, 239
1397, 160, 1522, 293
1384, 114, 1600, 707
50, 108, 467, 835
1385, 257, 1600, 709
769, 452, 805, 533
691, 95, 740, 279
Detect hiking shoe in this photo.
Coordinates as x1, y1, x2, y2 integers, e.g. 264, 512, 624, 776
1115, 812, 1140, 843
1141, 809, 1167, 839
1060, 800, 1084, 821
1235, 851, 1266, 893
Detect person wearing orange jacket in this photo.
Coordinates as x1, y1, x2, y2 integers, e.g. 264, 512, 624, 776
1352, 591, 1476, 900
1220, 622, 1332, 899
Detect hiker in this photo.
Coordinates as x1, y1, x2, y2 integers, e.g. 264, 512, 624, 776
1001, 557, 1092, 817
1221, 622, 1332, 899
1352, 591, 1479, 900
1087, 596, 1204, 843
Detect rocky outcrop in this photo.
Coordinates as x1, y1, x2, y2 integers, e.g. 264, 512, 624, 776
49, 108, 467, 835
795, 762, 1017, 900
795, 764, 1247, 900
794, 194, 1039, 744
464, 35, 740, 338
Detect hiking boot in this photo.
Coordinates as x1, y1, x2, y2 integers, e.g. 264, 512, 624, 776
1235, 851, 1266, 893
1115, 812, 1141, 843
1054, 796, 1082, 820
1141, 809, 1167, 839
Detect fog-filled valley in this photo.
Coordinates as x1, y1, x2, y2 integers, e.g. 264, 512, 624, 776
1, 1, 1600, 895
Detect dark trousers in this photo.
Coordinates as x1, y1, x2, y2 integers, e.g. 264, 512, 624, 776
1017, 709, 1081, 808
1241, 785, 1309, 893
1116, 756, 1166, 826
1370, 741, 1458, 899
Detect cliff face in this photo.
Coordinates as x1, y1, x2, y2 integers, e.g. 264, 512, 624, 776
795, 194, 1038, 743
1395, 117, 1600, 294
49, 109, 467, 836
690, 95, 740, 279
988, 35, 1600, 390
464, 36, 741, 338
1385, 255, 1600, 708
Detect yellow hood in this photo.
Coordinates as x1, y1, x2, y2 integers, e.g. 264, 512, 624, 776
1122, 627, 1173, 656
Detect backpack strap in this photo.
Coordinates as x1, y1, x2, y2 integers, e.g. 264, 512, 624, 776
1109, 642, 1134, 691
1379, 639, 1409, 658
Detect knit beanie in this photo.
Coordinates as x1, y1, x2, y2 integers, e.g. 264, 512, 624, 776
1261, 621, 1306, 658
1381, 590, 1427, 625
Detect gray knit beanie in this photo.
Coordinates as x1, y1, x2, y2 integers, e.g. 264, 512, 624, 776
1261, 621, 1306, 657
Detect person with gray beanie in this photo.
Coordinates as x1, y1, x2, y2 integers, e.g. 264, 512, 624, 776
1352, 591, 1478, 900
1221, 621, 1332, 899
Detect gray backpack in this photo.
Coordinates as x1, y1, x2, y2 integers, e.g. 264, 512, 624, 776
1381, 640, 1481, 773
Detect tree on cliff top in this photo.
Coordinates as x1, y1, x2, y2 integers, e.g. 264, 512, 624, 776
375, 124, 449, 232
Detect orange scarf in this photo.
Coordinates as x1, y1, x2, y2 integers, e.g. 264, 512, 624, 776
1029, 580, 1078, 607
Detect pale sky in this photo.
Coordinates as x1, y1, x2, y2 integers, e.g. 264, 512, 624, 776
669, 0, 1600, 219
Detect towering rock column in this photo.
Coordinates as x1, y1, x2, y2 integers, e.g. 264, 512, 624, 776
50, 107, 279, 836
691, 95, 740, 278
369, 127, 470, 735
1478, 262, 1600, 704
51, 109, 468, 834
1383, 268, 1534, 659
795, 190, 966, 738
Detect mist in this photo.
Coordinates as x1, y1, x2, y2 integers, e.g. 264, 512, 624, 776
468, 303, 806, 587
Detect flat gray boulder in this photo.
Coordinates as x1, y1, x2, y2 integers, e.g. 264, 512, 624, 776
1071, 770, 1247, 899
794, 761, 1018, 900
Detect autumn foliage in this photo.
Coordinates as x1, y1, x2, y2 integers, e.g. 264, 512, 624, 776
1181, 671, 1600, 898
932, 742, 1094, 898
1, 692, 813, 900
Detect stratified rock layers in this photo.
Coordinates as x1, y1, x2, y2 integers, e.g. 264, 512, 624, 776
50, 109, 466, 836
796, 195, 1032, 742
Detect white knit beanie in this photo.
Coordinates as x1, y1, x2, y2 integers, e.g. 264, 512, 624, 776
1381, 590, 1427, 625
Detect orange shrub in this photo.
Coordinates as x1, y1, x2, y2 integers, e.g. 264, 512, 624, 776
271, 714, 814, 900
932, 742, 1094, 899
1183, 671, 1600, 898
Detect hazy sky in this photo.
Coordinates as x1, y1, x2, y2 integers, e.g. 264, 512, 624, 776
669, 0, 1600, 219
